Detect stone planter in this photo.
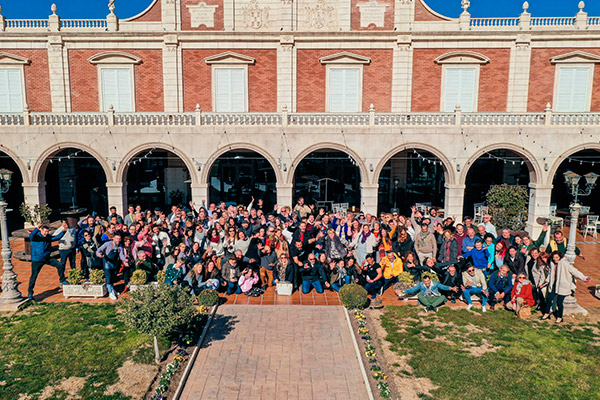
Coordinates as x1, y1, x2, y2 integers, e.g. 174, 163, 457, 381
63, 283, 107, 299
129, 282, 159, 292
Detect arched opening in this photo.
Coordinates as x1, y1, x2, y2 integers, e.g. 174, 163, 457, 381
125, 149, 191, 210
293, 150, 361, 209
0, 150, 25, 232
463, 149, 532, 219
208, 150, 277, 208
377, 149, 446, 214
551, 149, 600, 214
43, 148, 108, 219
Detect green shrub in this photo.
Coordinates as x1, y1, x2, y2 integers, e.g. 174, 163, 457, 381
421, 271, 439, 282
486, 184, 529, 231
67, 268, 85, 285
117, 284, 197, 363
197, 289, 219, 307
89, 269, 105, 285
339, 284, 368, 310
130, 270, 147, 285
156, 270, 166, 284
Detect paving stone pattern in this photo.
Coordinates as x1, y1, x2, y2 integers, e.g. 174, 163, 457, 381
180, 305, 370, 400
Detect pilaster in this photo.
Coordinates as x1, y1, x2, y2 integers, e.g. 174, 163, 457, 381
276, 183, 293, 208
191, 183, 209, 206
47, 36, 70, 112
22, 181, 46, 206
277, 35, 295, 112
360, 183, 379, 215
444, 183, 466, 223
162, 0, 178, 31
106, 182, 127, 217
527, 183, 553, 238
391, 36, 412, 112
506, 34, 532, 112
163, 34, 181, 112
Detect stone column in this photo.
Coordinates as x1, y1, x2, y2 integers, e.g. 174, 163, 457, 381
106, 182, 127, 217
47, 36, 70, 112
360, 183, 379, 215
444, 183, 466, 223
163, 35, 181, 112
276, 183, 294, 209
391, 36, 412, 112
277, 36, 295, 112
22, 182, 46, 206
223, 0, 234, 30
395, 0, 414, 31
162, 0, 178, 30
0, 198, 27, 311
339, 0, 351, 30
506, 34, 531, 112
526, 183, 553, 237
191, 183, 209, 206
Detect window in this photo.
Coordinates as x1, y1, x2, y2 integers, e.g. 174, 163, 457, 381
442, 67, 478, 112
319, 52, 371, 113
329, 68, 361, 113
214, 68, 247, 112
554, 66, 592, 112
0, 69, 24, 112
100, 68, 134, 112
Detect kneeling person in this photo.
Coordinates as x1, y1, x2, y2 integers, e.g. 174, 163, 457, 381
400, 275, 459, 312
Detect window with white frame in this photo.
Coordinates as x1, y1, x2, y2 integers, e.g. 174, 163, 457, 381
214, 68, 247, 112
100, 67, 134, 112
550, 51, 600, 113
204, 52, 255, 113
0, 68, 25, 112
88, 52, 142, 112
434, 51, 490, 113
328, 68, 361, 113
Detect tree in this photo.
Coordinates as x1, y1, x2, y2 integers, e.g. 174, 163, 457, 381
117, 284, 197, 363
486, 184, 529, 231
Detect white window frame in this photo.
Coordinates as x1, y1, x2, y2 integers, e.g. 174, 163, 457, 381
97, 65, 136, 112
552, 64, 594, 113
0, 66, 27, 113
440, 65, 480, 113
211, 65, 249, 113
325, 65, 364, 113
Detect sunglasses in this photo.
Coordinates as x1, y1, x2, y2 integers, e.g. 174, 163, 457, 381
518, 277, 526, 280
467, 269, 475, 272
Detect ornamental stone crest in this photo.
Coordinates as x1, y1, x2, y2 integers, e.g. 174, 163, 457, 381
242, 0, 270, 29
306, 0, 334, 29
187, 1, 219, 28
357, 0, 389, 28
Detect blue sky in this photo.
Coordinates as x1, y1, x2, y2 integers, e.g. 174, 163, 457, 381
0, 0, 596, 19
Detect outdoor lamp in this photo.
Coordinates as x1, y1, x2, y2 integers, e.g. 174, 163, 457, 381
584, 172, 599, 188
563, 170, 581, 187
0, 168, 13, 195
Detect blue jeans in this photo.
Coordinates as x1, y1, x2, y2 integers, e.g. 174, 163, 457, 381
227, 280, 241, 295
344, 276, 352, 285
462, 286, 488, 306
331, 283, 342, 292
103, 267, 117, 295
302, 280, 324, 294
365, 280, 383, 298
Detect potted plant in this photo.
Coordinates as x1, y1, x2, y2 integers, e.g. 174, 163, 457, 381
129, 270, 159, 292
394, 272, 417, 299
62, 269, 108, 299
20, 203, 52, 228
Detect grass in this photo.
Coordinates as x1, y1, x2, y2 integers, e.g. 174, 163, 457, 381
0, 303, 168, 400
380, 306, 600, 400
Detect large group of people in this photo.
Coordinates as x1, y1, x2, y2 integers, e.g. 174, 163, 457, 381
27, 197, 591, 322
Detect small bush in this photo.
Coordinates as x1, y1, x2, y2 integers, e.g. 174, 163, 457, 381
421, 271, 439, 282
89, 269, 105, 285
486, 184, 529, 231
67, 268, 85, 285
156, 270, 166, 284
339, 284, 368, 310
197, 289, 219, 307
130, 270, 147, 285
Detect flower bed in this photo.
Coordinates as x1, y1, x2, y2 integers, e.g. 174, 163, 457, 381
353, 310, 392, 399
149, 348, 189, 400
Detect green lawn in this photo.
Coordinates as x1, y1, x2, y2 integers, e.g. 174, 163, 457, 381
0, 303, 161, 400
380, 306, 600, 400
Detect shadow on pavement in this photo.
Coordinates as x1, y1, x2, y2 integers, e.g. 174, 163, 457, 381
201, 314, 238, 349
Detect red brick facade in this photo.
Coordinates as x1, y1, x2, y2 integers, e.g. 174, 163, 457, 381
68, 49, 164, 112
182, 49, 277, 112
412, 48, 511, 112
181, 0, 224, 31
2, 50, 51, 112
528, 48, 600, 112
350, 0, 395, 31
127, 0, 162, 22
296, 49, 393, 112
414, 0, 447, 22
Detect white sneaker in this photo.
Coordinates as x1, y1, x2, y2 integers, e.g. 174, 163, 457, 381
109, 292, 117, 300
466, 304, 473, 310
482, 306, 487, 313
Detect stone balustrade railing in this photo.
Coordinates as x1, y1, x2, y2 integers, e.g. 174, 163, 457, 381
60, 19, 107, 30
469, 17, 519, 27
2, 108, 600, 127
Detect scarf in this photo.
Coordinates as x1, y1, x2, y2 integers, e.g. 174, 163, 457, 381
419, 231, 429, 247
516, 279, 531, 295
443, 240, 451, 261
360, 231, 371, 244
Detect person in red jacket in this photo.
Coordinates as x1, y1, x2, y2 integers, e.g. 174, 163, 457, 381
505, 273, 535, 314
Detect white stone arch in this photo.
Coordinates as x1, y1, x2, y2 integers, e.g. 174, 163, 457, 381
33, 142, 113, 184
0, 144, 30, 183
286, 142, 368, 184
201, 142, 283, 184
460, 143, 542, 186
373, 143, 456, 185
117, 142, 197, 185
546, 143, 600, 186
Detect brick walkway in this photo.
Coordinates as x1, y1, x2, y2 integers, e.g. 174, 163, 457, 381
179, 305, 369, 400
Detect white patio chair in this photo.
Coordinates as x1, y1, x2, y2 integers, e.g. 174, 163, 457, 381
584, 215, 599, 239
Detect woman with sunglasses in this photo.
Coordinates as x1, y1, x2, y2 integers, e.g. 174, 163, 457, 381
506, 273, 535, 315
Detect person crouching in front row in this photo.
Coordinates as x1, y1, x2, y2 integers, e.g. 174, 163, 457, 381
398, 275, 459, 313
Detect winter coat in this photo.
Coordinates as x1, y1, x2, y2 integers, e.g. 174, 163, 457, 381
545, 258, 588, 296
30, 228, 65, 262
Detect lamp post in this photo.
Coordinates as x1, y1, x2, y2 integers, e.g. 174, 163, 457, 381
561, 170, 598, 316
0, 168, 27, 311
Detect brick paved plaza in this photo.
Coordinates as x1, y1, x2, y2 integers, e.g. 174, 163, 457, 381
179, 305, 370, 400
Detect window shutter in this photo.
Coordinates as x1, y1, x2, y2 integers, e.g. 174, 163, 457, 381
556, 67, 590, 112
102, 68, 133, 112
215, 68, 246, 112
444, 68, 476, 112
0, 69, 24, 112
329, 68, 360, 113
116, 69, 133, 112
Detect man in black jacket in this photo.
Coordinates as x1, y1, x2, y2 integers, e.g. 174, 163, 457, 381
301, 253, 327, 293
504, 246, 525, 278
440, 264, 462, 303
